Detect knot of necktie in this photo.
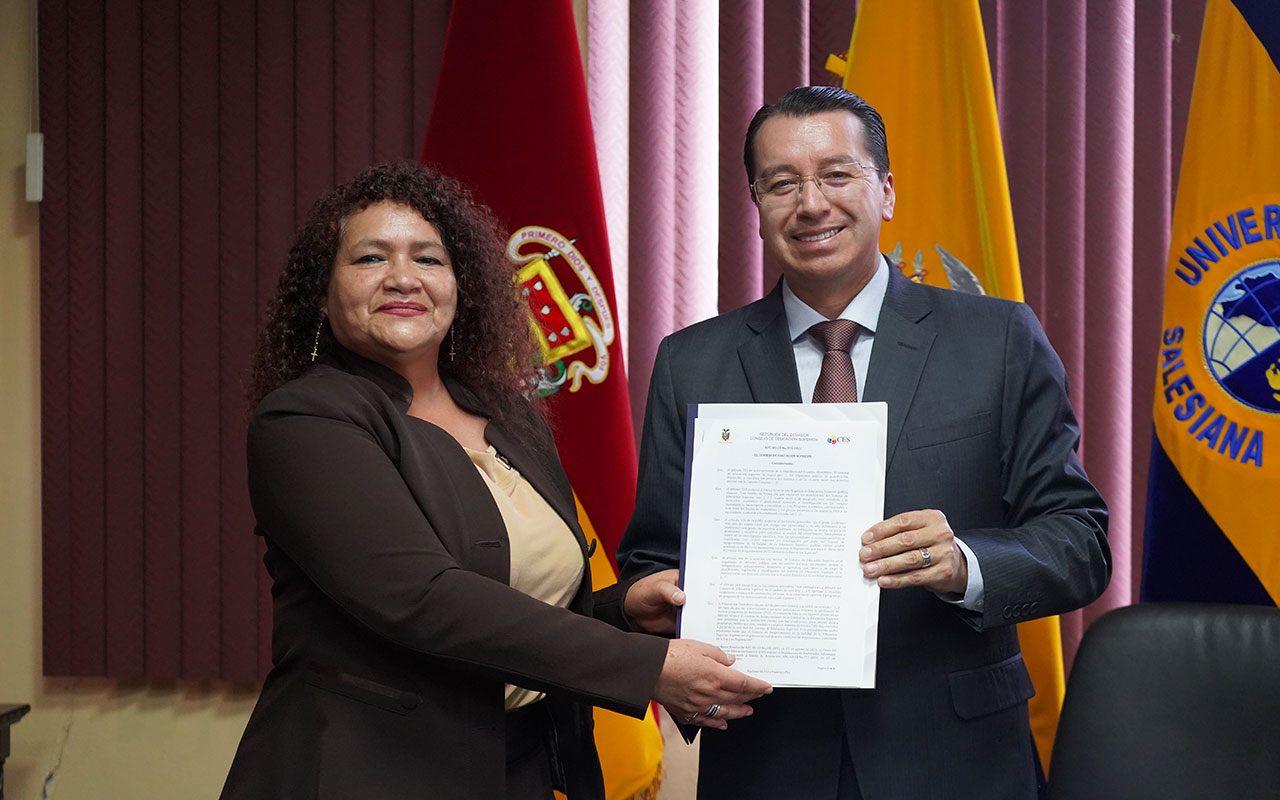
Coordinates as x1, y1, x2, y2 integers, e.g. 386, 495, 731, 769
808, 319, 859, 403
809, 319, 859, 353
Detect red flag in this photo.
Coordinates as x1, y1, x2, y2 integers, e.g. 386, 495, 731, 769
422, 0, 635, 567
422, 3, 663, 797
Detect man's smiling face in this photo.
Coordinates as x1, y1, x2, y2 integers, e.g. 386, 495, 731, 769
753, 110, 895, 313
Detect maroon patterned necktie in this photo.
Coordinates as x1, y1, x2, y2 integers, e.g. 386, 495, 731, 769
809, 319, 859, 403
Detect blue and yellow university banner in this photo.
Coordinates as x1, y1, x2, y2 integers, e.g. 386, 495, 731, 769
1142, 0, 1280, 606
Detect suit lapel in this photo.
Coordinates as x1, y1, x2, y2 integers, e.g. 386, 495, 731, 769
863, 269, 935, 470
739, 281, 804, 403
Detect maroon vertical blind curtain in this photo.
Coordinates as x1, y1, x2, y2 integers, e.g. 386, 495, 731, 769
984, 0, 1204, 664
39, 0, 451, 680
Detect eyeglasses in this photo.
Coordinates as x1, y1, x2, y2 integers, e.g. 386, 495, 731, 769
751, 161, 880, 205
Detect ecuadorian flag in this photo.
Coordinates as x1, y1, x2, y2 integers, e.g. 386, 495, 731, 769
1142, 0, 1280, 607
828, 0, 1064, 773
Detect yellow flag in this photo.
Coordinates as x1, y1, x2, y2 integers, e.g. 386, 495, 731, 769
830, 0, 1020, 297
829, 0, 1062, 772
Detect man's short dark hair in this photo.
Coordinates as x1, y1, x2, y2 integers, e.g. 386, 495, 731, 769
743, 86, 890, 186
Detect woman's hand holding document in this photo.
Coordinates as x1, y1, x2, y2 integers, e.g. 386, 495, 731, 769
678, 402, 887, 688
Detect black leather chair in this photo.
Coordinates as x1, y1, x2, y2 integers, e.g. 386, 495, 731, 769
1047, 603, 1280, 800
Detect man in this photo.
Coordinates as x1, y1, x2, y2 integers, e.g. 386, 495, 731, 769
617, 86, 1110, 799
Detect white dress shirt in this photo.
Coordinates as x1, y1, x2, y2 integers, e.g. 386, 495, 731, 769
781, 256, 985, 611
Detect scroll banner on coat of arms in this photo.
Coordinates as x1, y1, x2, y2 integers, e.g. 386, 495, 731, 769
828, 0, 1067, 773
1141, 0, 1280, 608
420, 1, 663, 798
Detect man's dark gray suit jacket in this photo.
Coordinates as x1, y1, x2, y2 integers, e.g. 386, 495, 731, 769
618, 265, 1110, 799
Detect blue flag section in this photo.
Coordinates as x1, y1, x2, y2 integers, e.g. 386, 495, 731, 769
1141, 0, 1280, 607
1142, 431, 1273, 604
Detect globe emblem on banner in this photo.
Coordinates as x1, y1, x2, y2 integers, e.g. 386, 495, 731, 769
1203, 260, 1280, 413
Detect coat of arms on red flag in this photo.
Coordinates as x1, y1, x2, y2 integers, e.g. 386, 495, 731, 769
508, 226, 617, 395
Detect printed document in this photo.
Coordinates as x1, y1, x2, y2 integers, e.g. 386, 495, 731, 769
678, 402, 886, 688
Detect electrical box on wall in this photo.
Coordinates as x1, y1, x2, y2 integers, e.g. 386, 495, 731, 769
26, 132, 42, 202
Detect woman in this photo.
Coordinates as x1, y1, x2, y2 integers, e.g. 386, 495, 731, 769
219, 162, 769, 799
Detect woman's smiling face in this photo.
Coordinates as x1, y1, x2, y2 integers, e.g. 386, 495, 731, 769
323, 201, 457, 372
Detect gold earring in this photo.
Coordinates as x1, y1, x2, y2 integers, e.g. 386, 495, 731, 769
310, 321, 323, 362
449, 327, 456, 362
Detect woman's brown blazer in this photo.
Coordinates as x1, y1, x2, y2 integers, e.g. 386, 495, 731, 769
219, 347, 668, 799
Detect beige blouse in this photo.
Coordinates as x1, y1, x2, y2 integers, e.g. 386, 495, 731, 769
464, 445, 585, 710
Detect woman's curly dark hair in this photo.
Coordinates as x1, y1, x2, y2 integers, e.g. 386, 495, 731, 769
248, 162, 541, 427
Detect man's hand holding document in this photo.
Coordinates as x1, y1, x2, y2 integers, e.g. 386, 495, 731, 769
678, 402, 887, 688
